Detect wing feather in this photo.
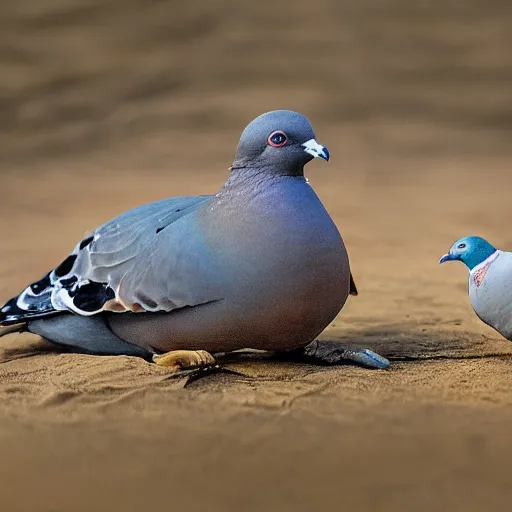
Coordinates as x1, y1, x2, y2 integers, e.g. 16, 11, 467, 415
0, 195, 213, 325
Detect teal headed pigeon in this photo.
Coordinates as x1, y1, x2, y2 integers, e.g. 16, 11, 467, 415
439, 235, 512, 340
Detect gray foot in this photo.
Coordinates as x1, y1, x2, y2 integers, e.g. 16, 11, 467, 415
284, 340, 390, 370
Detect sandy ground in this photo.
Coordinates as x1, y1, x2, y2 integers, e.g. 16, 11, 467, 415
1, 1, 512, 511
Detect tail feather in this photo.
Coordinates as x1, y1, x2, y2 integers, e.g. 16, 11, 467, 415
0, 293, 61, 328
1, 265, 69, 334
349, 273, 358, 296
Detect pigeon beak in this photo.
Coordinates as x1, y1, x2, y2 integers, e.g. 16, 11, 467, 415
302, 139, 330, 161
439, 253, 456, 264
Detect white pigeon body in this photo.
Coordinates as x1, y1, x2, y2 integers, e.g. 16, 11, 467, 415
0, 110, 354, 356
440, 235, 512, 343
468, 250, 512, 340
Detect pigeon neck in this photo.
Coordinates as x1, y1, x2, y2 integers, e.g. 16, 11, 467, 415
463, 246, 497, 271
219, 164, 306, 196
469, 250, 500, 274
222, 163, 305, 191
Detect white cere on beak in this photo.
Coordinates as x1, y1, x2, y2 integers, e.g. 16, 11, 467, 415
302, 139, 329, 161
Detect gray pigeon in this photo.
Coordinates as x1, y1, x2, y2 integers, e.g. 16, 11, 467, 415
439, 235, 512, 340
0, 110, 389, 373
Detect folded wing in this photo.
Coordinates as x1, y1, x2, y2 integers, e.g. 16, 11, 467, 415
0, 195, 215, 325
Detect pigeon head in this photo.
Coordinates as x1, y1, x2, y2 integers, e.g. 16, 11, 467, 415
231, 110, 329, 176
439, 236, 497, 270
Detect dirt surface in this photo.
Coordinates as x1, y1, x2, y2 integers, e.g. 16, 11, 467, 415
1, 1, 512, 511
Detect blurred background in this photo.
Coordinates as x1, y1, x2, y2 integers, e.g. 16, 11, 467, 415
1, 2, 512, 511
1, 0, 511, 171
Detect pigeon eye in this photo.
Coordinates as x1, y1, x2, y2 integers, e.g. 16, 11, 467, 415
457, 243, 466, 249
268, 131, 287, 148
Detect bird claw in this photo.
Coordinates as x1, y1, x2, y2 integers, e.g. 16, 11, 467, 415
152, 349, 215, 369
286, 340, 390, 370
339, 348, 390, 369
